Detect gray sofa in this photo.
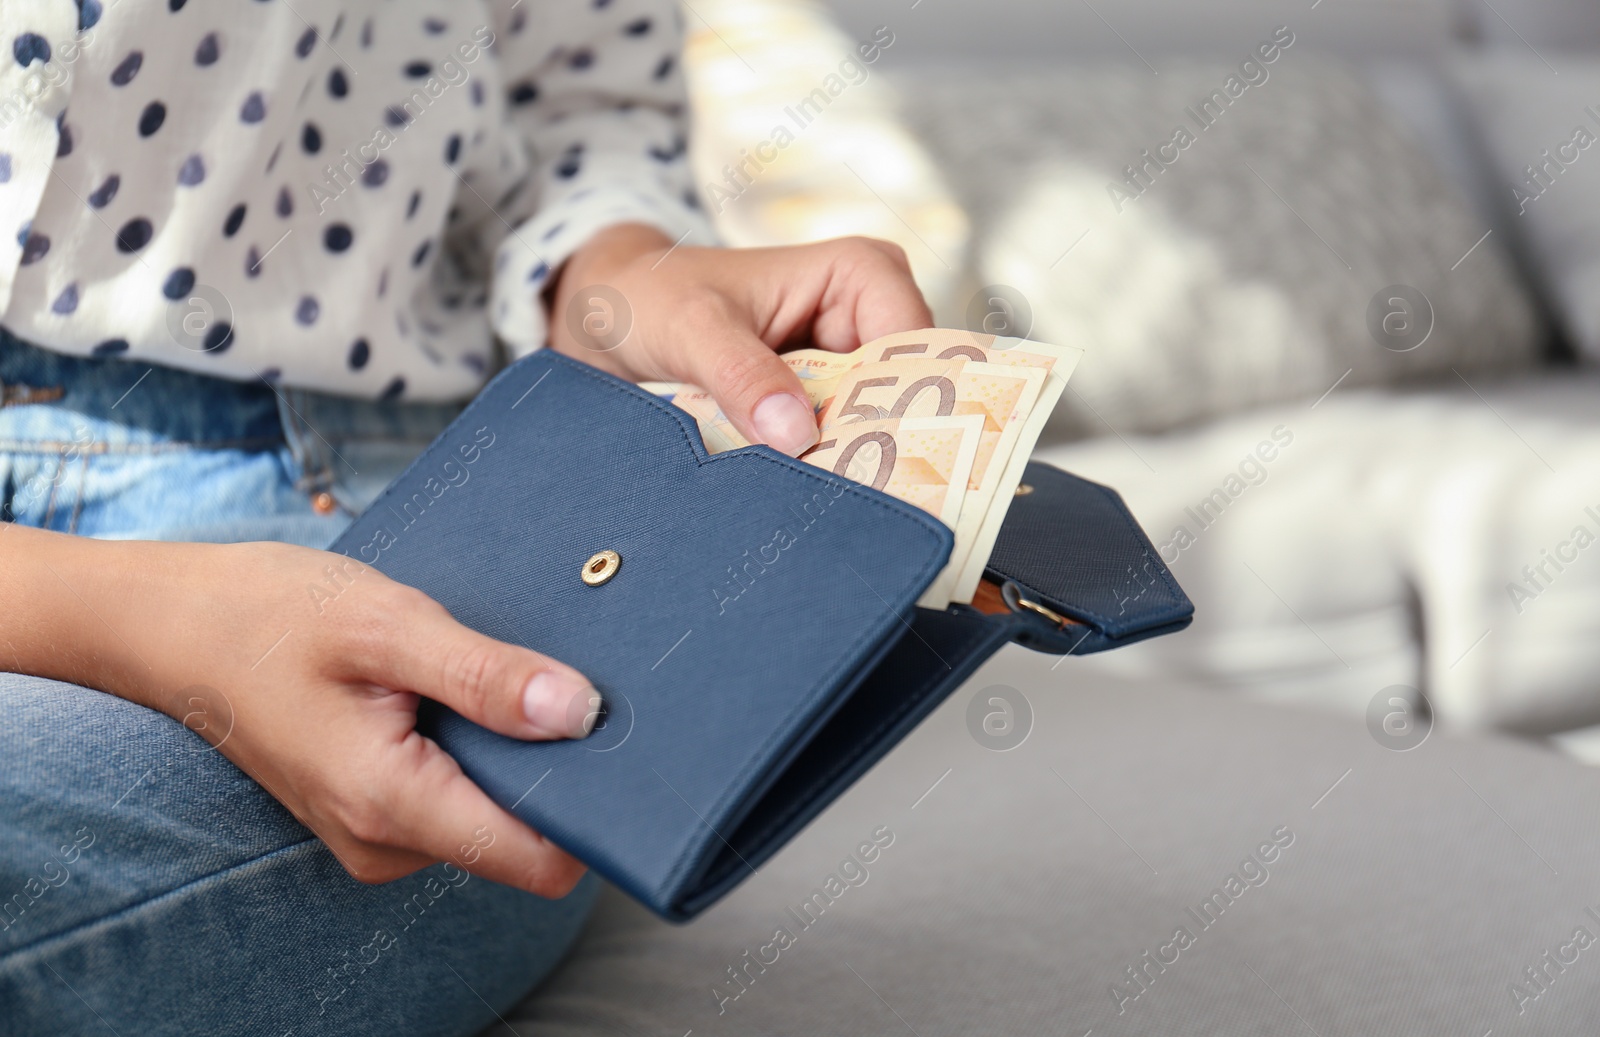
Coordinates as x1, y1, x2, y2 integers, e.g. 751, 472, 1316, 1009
831, 0, 1600, 747
504, 648, 1600, 1034
496, 1, 1600, 1030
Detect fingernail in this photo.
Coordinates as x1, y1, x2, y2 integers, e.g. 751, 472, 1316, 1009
752, 392, 819, 456
523, 671, 599, 739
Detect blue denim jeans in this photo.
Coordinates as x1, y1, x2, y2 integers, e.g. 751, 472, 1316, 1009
0, 334, 598, 1036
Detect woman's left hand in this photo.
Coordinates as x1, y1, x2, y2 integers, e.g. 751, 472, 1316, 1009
547, 224, 933, 456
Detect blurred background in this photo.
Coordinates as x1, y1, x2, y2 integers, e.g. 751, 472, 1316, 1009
676, 0, 1600, 754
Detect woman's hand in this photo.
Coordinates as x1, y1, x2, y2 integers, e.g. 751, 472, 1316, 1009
548, 224, 934, 456
3, 526, 596, 897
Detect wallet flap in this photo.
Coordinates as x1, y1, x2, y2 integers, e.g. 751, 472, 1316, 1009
984, 461, 1193, 651
329, 351, 952, 916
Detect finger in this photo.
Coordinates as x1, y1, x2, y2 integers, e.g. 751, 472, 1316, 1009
382, 734, 587, 897
322, 837, 437, 886
243, 755, 441, 886
362, 588, 601, 741
674, 298, 820, 456
811, 238, 934, 350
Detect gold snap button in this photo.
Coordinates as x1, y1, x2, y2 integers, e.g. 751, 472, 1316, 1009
1014, 483, 1034, 497
582, 550, 621, 586
311, 491, 337, 515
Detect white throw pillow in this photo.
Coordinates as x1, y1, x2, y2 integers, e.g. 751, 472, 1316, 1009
1036, 371, 1600, 734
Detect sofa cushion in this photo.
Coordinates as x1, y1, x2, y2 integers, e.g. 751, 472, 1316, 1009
1033, 370, 1600, 735
899, 57, 1547, 436
504, 647, 1600, 1035
681, 0, 969, 315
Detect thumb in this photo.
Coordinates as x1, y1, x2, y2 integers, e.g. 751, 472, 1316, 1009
677, 307, 819, 456
371, 594, 602, 741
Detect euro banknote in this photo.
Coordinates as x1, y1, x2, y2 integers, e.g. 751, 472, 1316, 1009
638, 329, 1082, 605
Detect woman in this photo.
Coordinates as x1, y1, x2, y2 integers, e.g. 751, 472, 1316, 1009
0, 2, 929, 1033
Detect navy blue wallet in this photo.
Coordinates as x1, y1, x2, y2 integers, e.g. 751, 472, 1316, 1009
330, 350, 1191, 921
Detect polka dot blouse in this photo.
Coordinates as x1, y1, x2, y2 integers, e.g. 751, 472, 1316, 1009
0, 0, 714, 401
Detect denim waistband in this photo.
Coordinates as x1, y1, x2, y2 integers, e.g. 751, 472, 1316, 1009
0, 331, 465, 514
0, 331, 284, 449
0, 331, 464, 452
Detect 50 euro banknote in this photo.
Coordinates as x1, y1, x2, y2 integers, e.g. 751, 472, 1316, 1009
638, 329, 1082, 606
818, 358, 1045, 606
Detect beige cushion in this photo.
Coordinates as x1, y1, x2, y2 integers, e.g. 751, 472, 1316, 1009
682, 0, 969, 314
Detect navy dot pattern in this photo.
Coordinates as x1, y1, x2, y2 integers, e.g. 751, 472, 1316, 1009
0, 0, 712, 401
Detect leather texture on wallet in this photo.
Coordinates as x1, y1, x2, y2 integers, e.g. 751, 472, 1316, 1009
330, 351, 1192, 921
330, 350, 954, 921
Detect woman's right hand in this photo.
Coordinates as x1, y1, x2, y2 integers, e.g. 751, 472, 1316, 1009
2, 526, 598, 897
